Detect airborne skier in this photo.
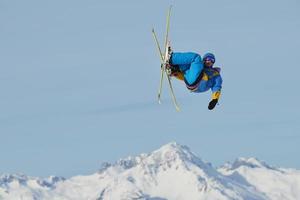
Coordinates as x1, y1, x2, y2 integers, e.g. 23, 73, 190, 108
166, 51, 223, 110
152, 6, 222, 111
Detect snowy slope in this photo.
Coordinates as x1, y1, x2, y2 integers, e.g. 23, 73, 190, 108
218, 157, 300, 200
0, 142, 299, 200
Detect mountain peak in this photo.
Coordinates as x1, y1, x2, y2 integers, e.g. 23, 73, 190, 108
1, 143, 300, 200
0, 173, 65, 189
152, 142, 195, 161
156, 142, 191, 152
0, 173, 28, 186
107, 142, 218, 181
221, 157, 275, 171
100, 142, 209, 174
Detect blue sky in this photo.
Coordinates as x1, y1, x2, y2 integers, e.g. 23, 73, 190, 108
0, 0, 300, 177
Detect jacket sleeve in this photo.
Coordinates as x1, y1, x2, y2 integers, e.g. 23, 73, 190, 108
212, 75, 222, 92
211, 75, 222, 100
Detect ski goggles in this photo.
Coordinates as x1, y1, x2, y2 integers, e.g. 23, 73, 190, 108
204, 57, 215, 63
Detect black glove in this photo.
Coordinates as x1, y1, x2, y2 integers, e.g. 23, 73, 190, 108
208, 99, 218, 110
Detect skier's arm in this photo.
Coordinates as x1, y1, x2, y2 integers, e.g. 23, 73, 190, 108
211, 75, 222, 100
208, 75, 222, 110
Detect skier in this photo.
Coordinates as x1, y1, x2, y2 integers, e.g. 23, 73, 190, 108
166, 51, 222, 110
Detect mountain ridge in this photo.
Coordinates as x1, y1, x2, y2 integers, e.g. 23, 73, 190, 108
1, 142, 299, 200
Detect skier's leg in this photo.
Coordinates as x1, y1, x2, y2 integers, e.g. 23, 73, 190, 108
171, 52, 203, 85
185, 55, 203, 85
171, 52, 198, 68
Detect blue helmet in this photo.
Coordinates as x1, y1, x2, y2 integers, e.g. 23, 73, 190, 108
203, 53, 215, 63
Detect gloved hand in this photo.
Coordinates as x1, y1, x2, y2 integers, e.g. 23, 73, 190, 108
208, 91, 221, 110
208, 99, 218, 110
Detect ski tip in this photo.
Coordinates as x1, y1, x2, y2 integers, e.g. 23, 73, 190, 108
158, 96, 162, 104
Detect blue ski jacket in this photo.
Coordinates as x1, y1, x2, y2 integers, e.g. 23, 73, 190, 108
170, 52, 222, 98
194, 67, 222, 93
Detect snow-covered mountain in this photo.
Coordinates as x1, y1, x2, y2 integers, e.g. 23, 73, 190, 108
1, 142, 300, 200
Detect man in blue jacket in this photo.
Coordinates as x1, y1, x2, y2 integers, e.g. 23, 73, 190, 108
167, 52, 222, 110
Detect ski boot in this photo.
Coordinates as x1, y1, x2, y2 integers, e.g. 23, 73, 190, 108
164, 41, 175, 76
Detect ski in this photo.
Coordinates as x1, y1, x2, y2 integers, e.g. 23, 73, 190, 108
152, 28, 164, 104
152, 6, 180, 111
